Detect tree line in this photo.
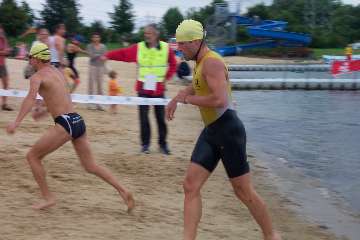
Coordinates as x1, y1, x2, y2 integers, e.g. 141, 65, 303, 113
0, 0, 136, 43
0, 0, 358, 48
0, 0, 222, 43
246, 0, 360, 48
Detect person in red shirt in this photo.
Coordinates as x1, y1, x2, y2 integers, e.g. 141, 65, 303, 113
0, 24, 13, 111
104, 24, 177, 155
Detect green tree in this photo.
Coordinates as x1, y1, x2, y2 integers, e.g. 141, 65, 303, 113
109, 0, 135, 42
21, 1, 35, 27
244, 0, 360, 48
186, 0, 227, 25
40, 0, 82, 34
0, 0, 29, 37
132, 27, 145, 43
162, 7, 183, 38
246, 3, 270, 19
330, 4, 360, 45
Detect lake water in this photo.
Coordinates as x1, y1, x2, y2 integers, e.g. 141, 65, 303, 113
233, 90, 360, 240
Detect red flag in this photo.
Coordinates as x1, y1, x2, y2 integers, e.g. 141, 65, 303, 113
332, 60, 360, 76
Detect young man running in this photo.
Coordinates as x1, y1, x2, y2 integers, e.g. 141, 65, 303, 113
6, 43, 134, 211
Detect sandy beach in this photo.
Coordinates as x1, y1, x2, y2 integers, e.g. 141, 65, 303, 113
0, 57, 340, 240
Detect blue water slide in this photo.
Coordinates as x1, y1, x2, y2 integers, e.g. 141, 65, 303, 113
215, 16, 312, 56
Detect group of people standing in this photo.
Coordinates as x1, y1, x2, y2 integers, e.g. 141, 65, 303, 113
2, 22, 177, 155
0, 24, 12, 111
28, 24, 107, 98
3, 19, 281, 240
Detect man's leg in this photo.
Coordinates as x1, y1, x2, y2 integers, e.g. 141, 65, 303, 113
1, 74, 12, 110
96, 66, 104, 95
154, 104, 168, 149
183, 162, 211, 240
72, 134, 135, 212
138, 102, 150, 151
87, 66, 96, 109
88, 66, 95, 95
230, 173, 281, 240
95, 66, 104, 110
70, 65, 80, 92
26, 125, 71, 209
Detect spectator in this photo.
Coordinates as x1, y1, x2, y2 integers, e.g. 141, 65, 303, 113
108, 70, 122, 114
67, 36, 87, 86
24, 28, 50, 79
87, 33, 107, 111
49, 23, 66, 68
33, 28, 50, 47
63, 65, 79, 93
0, 24, 13, 111
15, 42, 27, 60
104, 24, 177, 155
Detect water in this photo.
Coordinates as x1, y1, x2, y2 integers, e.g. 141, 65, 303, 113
230, 69, 359, 79
233, 90, 360, 240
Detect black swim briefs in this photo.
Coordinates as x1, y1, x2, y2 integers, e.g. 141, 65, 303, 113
54, 113, 86, 139
191, 109, 249, 178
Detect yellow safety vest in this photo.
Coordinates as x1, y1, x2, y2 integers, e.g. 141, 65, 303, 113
137, 41, 169, 83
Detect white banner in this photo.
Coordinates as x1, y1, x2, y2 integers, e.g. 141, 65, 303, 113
323, 55, 360, 64
0, 89, 171, 105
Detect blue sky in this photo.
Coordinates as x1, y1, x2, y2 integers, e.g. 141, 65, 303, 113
23, 0, 359, 28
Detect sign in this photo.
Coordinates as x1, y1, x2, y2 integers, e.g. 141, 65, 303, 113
331, 60, 360, 76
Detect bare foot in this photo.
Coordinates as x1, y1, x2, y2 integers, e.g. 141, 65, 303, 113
125, 192, 135, 213
32, 196, 56, 210
265, 232, 281, 240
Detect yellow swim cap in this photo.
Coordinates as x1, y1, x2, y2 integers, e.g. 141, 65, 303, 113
176, 19, 204, 42
29, 43, 51, 61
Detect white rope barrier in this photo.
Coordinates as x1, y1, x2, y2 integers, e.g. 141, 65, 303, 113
0, 89, 171, 105
228, 64, 330, 72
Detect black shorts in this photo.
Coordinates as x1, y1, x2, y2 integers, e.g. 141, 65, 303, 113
191, 109, 249, 178
54, 113, 86, 139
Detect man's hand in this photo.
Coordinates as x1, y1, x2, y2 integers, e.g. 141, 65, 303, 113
176, 90, 188, 104
166, 86, 194, 120
166, 98, 178, 121
6, 122, 18, 134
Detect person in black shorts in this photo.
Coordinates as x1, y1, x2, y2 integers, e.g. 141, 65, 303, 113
66, 36, 87, 86
166, 20, 281, 240
191, 109, 250, 178
6, 43, 134, 211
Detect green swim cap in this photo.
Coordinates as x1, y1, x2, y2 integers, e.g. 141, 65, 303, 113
29, 43, 51, 61
176, 19, 204, 42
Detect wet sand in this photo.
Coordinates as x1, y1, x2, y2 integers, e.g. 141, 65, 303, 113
0, 57, 341, 240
